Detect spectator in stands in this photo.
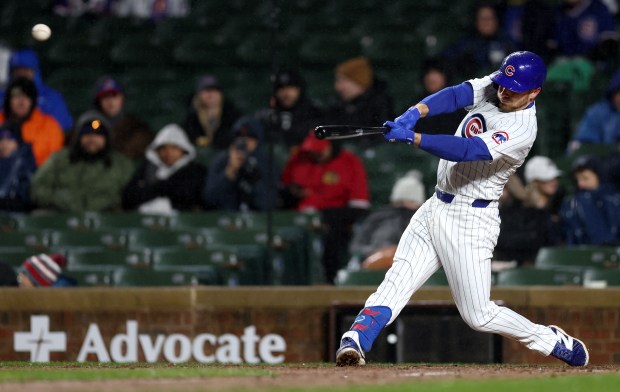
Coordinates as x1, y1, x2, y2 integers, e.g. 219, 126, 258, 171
0, 49, 73, 131
441, 2, 517, 77
53, 0, 114, 17
501, 0, 555, 60
203, 116, 277, 211
123, 123, 207, 213
495, 174, 561, 265
80, 76, 154, 160
568, 68, 620, 153
323, 57, 394, 147
0, 77, 64, 166
522, 156, 566, 217
183, 74, 242, 150
560, 155, 620, 245
414, 58, 467, 135
16, 253, 76, 287
281, 130, 370, 283
549, 0, 619, 62
30, 115, 133, 213
256, 69, 322, 149
0, 122, 36, 212
348, 171, 425, 270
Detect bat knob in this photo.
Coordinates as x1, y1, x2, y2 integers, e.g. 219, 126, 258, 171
314, 126, 326, 140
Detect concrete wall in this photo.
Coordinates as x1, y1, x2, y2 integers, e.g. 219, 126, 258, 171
1, 287, 618, 364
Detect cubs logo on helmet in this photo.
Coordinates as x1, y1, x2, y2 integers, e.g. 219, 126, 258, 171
492, 131, 509, 144
461, 113, 487, 138
505, 65, 515, 76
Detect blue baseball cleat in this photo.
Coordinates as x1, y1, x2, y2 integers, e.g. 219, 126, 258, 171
548, 325, 589, 367
336, 337, 366, 366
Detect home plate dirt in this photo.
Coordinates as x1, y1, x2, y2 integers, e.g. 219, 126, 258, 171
1, 364, 618, 392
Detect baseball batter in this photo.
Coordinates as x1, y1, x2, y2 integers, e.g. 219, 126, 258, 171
336, 51, 589, 367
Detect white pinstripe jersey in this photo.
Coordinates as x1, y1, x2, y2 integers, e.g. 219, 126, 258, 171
435, 75, 538, 200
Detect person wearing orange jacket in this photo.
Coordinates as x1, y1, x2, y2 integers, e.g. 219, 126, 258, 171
0, 77, 63, 166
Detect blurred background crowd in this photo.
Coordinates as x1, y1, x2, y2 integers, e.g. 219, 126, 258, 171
2, 0, 620, 286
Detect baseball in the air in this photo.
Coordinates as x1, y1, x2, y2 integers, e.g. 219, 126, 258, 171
31, 24, 52, 41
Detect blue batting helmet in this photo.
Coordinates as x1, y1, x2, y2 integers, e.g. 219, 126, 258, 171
490, 51, 546, 92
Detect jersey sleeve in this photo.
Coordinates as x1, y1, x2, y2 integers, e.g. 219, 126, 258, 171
474, 121, 535, 163
466, 76, 495, 107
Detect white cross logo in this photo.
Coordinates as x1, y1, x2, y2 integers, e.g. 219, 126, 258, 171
14, 315, 66, 362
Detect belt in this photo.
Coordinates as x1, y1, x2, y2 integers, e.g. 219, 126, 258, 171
435, 190, 492, 208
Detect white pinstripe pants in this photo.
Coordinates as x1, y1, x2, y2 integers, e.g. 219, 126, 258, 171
364, 193, 558, 355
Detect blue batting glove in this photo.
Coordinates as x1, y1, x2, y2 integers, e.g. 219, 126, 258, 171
383, 123, 415, 144
394, 106, 421, 130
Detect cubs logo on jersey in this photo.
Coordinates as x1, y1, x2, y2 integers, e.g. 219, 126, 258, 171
492, 131, 509, 144
461, 113, 487, 138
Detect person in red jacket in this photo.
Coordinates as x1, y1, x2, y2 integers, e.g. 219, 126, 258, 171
281, 131, 370, 211
281, 131, 370, 283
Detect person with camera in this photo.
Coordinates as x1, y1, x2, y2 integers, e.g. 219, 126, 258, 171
203, 116, 278, 211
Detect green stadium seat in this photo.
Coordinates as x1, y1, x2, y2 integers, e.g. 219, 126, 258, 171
298, 35, 361, 65
90, 213, 172, 231
109, 35, 171, 66
126, 229, 207, 250
582, 269, 620, 287
112, 267, 220, 287
495, 268, 582, 287
65, 270, 114, 287
66, 249, 148, 271
170, 212, 248, 231
172, 34, 237, 67
151, 245, 269, 285
422, 269, 449, 287
48, 230, 126, 251
14, 213, 90, 231
0, 232, 49, 251
335, 269, 386, 286
535, 246, 620, 271
46, 38, 109, 67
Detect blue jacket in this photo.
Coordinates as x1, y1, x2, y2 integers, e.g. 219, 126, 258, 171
573, 69, 620, 144
560, 185, 620, 245
0, 49, 73, 131
0, 143, 37, 212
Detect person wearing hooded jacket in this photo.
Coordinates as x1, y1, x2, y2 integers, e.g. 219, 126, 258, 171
30, 115, 133, 213
568, 68, 620, 152
0, 48, 73, 131
122, 124, 207, 213
0, 77, 64, 166
255, 69, 322, 149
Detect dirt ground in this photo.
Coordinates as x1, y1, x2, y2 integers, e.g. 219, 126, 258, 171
1, 364, 618, 392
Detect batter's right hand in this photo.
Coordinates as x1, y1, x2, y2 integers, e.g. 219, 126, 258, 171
383, 123, 415, 144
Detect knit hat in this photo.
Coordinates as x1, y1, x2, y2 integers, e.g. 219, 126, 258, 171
524, 156, 562, 183
78, 118, 109, 137
233, 116, 263, 140
272, 69, 304, 90
390, 170, 426, 204
19, 253, 66, 287
335, 57, 373, 90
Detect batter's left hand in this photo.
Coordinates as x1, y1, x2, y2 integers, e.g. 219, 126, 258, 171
383, 121, 415, 144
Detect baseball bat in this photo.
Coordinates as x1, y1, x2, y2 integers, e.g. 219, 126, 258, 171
314, 125, 387, 140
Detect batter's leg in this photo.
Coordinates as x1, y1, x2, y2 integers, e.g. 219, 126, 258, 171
434, 203, 588, 365
336, 200, 442, 366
